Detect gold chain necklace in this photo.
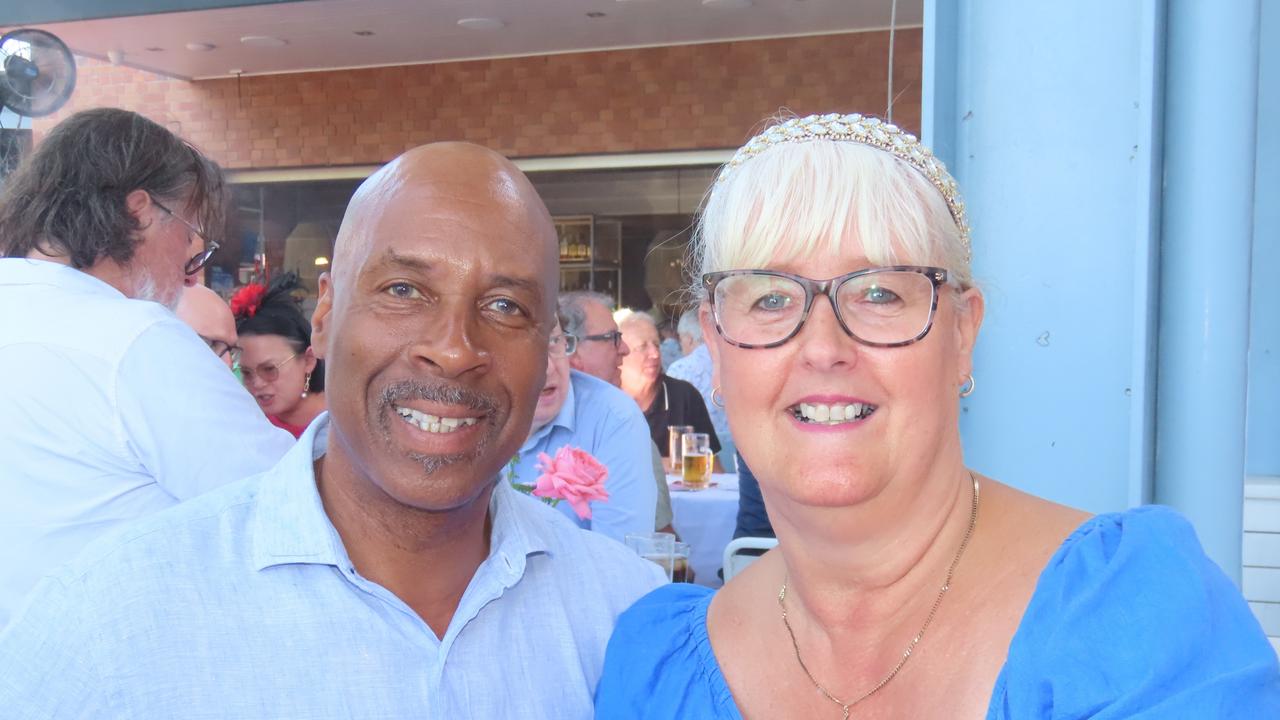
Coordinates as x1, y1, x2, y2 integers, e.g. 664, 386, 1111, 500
778, 474, 980, 720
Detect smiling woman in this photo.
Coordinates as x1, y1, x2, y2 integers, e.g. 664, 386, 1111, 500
595, 113, 1280, 719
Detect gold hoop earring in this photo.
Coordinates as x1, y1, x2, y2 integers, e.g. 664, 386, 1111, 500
712, 386, 725, 408
959, 374, 975, 398
302, 372, 312, 399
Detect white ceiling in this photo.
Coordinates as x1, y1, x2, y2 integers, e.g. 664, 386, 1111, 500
8, 0, 922, 80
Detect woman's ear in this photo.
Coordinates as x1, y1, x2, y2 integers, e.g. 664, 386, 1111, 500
954, 287, 985, 378
699, 304, 720, 388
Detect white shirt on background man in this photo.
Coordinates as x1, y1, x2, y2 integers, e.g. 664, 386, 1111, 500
0, 258, 295, 628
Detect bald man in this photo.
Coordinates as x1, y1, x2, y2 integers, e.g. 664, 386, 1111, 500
0, 143, 665, 718
175, 284, 239, 368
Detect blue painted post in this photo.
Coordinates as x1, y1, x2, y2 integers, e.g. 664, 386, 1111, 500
1247, 0, 1280, 478
923, 1, 1165, 514
1155, 1, 1261, 581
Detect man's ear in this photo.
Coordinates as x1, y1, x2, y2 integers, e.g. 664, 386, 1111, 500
310, 272, 333, 360
125, 189, 154, 230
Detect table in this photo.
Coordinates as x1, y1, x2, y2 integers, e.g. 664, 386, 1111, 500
667, 473, 739, 588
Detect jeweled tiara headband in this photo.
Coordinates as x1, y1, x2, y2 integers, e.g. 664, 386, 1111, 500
717, 113, 971, 262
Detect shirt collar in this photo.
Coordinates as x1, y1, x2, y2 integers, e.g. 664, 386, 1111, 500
252, 413, 554, 576
485, 478, 555, 583
0, 257, 127, 298
521, 371, 579, 451
250, 414, 349, 570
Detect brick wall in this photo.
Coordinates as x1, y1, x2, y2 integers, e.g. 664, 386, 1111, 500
38, 29, 921, 168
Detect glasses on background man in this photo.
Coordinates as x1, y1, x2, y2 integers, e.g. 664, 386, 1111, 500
199, 337, 242, 367
577, 329, 623, 348
703, 266, 951, 349
152, 197, 219, 275
549, 332, 579, 358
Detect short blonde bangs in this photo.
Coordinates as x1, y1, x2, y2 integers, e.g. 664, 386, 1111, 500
694, 140, 971, 297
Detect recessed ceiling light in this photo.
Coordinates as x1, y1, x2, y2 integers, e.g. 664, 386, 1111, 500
185, 42, 216, 52
228, 68, 243, 75
457, 17, 504, 30
144, 46, 164, 52
240, 35, 288, 48
586, 11, 608, 18
353, 30, 375, 37
702, 0, 752, 7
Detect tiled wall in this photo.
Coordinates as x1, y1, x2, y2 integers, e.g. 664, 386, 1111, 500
37, 30, 921, 168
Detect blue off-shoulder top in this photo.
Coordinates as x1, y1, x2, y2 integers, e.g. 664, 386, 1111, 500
595, 506, 1280, 718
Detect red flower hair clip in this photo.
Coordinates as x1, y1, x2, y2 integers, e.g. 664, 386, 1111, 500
230, 283, 267, 319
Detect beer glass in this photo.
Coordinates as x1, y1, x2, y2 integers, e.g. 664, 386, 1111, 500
672, 541, 692, 583
681, 432, 712, 490
624, 532, 676, 581
667, 425, 694, 473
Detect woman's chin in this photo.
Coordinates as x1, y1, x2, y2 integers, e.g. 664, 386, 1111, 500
768, 467, 887, 509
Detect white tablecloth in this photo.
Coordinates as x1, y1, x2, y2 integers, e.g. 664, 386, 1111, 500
668, 473, 739, 588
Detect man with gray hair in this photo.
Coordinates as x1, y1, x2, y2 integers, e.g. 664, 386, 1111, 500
560, 290, 630, 386
0, 108, 293, 628
559, 291, 674, 533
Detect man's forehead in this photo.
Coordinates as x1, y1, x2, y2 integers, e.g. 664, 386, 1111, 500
333, 142, 555, 289
583, 301, 615, 328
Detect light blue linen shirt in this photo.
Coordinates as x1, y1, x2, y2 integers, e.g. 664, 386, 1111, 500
667, 343, 730, 445
0, 258, 294, 629
511, 370, 657, 542
0, 414, 665, 719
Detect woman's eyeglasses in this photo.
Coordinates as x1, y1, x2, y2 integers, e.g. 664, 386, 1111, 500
152, 197, 219, 276
240, 352, 300, 385
578, 330, 624, 348
702, 266, 950, 349
549, 333, 578, 357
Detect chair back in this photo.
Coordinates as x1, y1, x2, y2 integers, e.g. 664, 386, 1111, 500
722, 536, 778, 581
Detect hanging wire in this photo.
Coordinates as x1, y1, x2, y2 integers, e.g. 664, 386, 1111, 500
886, 0, 898, 123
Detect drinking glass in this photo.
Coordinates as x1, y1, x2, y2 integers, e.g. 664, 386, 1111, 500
624, 531, 676, 581
672, 541, 692, 583
681, 432, 712, 490
667, 425, 694, 473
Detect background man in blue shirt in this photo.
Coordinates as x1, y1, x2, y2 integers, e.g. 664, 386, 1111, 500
510, 318, 659, 542
0, 142, 664, 718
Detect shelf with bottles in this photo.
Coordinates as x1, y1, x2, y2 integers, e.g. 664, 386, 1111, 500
554, 215, 622, 305
554, 214, 620, 265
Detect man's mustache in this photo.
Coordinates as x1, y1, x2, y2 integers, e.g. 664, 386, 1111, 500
378, 379, 499, 417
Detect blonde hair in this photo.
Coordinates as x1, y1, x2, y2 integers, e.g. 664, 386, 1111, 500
692, 136, 973, 298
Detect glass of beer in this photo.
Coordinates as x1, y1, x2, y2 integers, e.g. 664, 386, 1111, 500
624, 532, 676, 581
672, 541, 692, 583
668, 425, 694, 473
681, 432, 713, 490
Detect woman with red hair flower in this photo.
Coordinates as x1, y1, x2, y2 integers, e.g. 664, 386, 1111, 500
231, 273, 326, 437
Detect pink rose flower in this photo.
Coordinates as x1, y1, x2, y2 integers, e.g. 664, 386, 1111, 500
533, 447, 610, 520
